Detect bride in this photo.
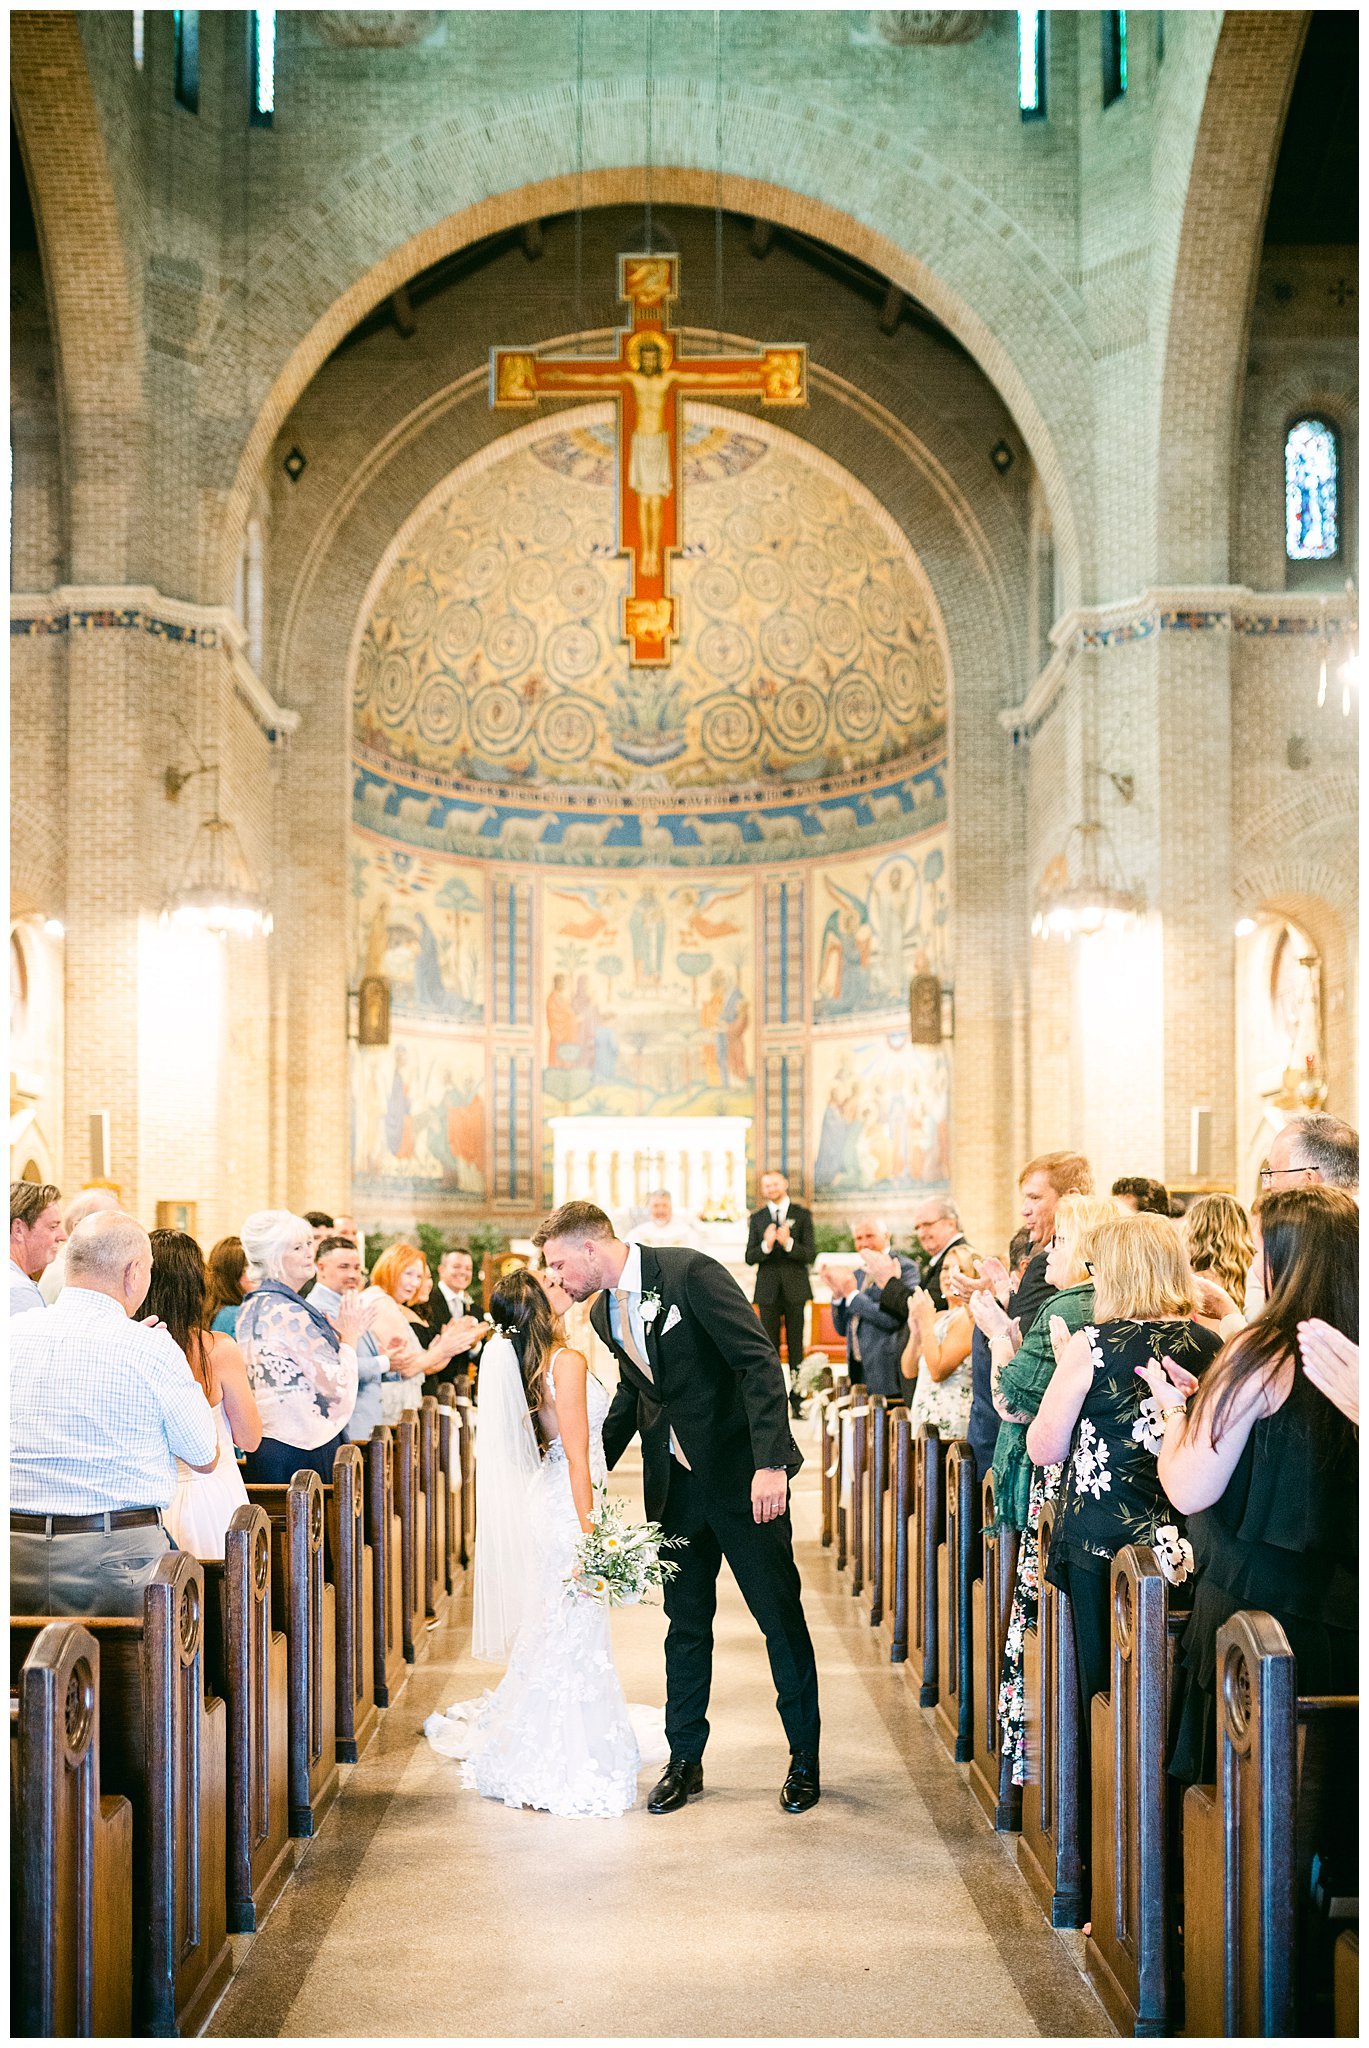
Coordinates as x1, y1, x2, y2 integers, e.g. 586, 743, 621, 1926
424, 1266, 664, 1817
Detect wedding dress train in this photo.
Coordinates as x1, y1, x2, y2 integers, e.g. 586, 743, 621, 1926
425, 1360, 666, 1818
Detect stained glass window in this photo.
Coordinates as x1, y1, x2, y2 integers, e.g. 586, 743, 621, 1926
1102, 11, 1127, 106
132, 8, 144, 70
1018, 11, 1046, 119
250, 10, 275, 124
1285, 418, 1340, 561
173, 10, 199, 113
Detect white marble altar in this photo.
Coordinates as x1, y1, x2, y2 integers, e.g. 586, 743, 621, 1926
550, 1115, 751, 1220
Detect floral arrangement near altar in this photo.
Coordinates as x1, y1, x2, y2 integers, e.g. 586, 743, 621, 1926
567, 1489, 684, 1607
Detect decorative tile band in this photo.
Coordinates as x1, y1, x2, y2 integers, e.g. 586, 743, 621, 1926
10, 607, 220, 647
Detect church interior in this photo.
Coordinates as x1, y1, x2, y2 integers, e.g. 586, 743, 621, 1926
9, 8, 1360, 2040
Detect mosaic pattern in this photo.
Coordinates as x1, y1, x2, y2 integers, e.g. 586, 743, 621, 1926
351, 837, 484, 1024
353, 406, 948, 794
351, 1026, 486, 1200
811, 1034, 951, 1197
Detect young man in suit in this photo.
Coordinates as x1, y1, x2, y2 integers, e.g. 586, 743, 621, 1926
745, 1169, 815, 1418
425, 1243, 483, 1386
536, 1200, 821, 1816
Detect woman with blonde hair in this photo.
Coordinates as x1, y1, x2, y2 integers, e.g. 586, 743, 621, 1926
1027, 1214, 1222, 1728
972, 1191, 1116, 1785
362, 1241, 464, 1424
1182, 1192, 1254, 1314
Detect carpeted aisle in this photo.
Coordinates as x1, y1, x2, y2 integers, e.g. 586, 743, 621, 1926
207, 1453, 1110, 2038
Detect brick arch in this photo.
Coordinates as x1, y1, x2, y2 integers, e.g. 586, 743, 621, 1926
210, 83, 1096, 610
1233, 878, 1356, 1117
11, 10, 146, 582
1155, 11, 1309, 585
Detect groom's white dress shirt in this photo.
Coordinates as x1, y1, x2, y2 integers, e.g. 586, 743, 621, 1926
438, 1282, 467, 1319
608, 1243, 689, 1467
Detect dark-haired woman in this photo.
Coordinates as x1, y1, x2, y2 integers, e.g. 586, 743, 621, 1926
1140, 1186, 1359, 1784
205, 1234, 254, 1338
150, 1229, 264, 1558
425, 1265, 665, 1816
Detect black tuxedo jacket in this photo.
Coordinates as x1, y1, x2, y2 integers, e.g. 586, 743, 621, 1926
424, 1284, 478, 1385
593, 1246, 801, 1523
745, 1202, 816, 1308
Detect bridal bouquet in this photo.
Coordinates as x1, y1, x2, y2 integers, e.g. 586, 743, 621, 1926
567, 1489, 684, 1608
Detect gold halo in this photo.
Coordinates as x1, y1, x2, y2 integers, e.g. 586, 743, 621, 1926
626, 330, 673, 372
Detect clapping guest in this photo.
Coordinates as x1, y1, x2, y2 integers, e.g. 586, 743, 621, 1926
310, 1236, 390, 1444
974, 1194, 1116, 1788
1027, 1215, 1222, 1734
1142, 1187, 1359, 1784
150, 1230, 262, 1559
1298, 1317, 1358, 1425
821, 1216, 919, 1399
363, 1242, 473, 1425
205, 1234, 256, 1337
426, 1242, 485, 1386
901, 1263, 978, 1438
236, 1210, 363, 1482
1112, 1176, 1172, 1217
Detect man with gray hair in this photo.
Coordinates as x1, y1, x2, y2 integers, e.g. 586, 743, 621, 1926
1263, 1112, 1359, 1194
39, 1184, 120, 1304
10, 1210, 219, 1616
819, 1217, 920, 1399
909, 1194, 972, 1311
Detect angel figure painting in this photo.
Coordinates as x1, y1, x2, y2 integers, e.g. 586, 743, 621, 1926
813, 841, 948, 1022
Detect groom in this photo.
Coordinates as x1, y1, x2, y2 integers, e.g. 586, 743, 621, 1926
535, 1200, 821, 1814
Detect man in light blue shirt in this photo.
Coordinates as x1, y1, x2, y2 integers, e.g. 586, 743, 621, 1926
10, 1178, 64, 1314
311, 1236, 386, 1442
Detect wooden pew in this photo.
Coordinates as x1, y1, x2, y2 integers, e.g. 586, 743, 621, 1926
11, 1622, 133, 2038
1334, 1930, 1358, 2038
968, 1469, 1022, 1831
418, 1395, 449, 1629
1084, 1545, 1173, 2036
12, 1555, 231, 2036
819, 1387, 850, 1557
867, 1397, 898, 1629
245, 1472, 340, 1837
884, 1409, 912, 1664
1017, 1493, 1087, 1928
362, 1427, 407, 1710
453, 1379, 476, 1570
202, 1505, 291, 1934
1183, 1608, 1359, 2038
435, 1384, 463, 1597
909, 1425, 944, 1708
392, 1409, 427, 1665
324, 1445, 378, 1763
933, 1440, 977, 1763
848, 1401, 870, 1599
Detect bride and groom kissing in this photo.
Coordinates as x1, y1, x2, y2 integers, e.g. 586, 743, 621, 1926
424, 1199, 822, 1820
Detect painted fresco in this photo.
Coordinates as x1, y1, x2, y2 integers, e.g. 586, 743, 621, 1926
541, 875, 756, 1119
351, 833, 484, 1024
812, 835, 949, 1023
810, 1032, 950, 1198
351, 1026, 486, 1199
353, 405, 948, 797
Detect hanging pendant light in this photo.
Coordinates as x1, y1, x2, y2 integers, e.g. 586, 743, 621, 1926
162, 763, 272, 938
1031, 769, 1144, 941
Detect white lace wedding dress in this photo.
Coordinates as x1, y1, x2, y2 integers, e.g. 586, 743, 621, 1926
424, 1360, 666, 1818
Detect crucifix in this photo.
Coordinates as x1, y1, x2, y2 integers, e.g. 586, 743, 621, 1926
491, 253, 807, 665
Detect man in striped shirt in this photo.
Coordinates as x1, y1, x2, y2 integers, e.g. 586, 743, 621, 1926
10, 1210, 218, 1616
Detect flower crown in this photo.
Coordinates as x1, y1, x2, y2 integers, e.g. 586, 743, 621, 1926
489, 1319, 519, 1341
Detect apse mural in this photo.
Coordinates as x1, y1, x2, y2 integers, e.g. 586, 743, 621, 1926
353, 404, 947, 802
351, 834, 484, 1023
810, 1034, 951, 1197
351, 1027, 486, 1201
540, 875, 756, 1120
813, 835, 950, 1023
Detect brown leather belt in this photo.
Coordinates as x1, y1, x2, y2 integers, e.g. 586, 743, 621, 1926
11, 1507, 164, 1534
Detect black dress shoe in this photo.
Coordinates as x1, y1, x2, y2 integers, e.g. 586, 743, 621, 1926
648, 1758, 704, 1814
780, 1752, 820, 1813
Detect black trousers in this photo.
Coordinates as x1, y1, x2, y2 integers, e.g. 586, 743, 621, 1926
757, 1295, 807, 1374
241, 1430, 344, 1485
659, 1458, 820, 1764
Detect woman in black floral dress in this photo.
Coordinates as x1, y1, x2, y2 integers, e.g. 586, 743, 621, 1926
1026, 1213, 1223, 1727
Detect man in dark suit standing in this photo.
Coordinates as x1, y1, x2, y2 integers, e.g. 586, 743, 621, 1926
745, 1169, 815, 1417
536, 1199, 821, 1818
424, 1242, 483, 1387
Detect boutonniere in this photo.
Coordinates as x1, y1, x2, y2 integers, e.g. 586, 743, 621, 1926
639, 1290, 663, 1326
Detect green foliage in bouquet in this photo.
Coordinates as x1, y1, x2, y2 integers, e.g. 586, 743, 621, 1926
566, 1487, 685, 1608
